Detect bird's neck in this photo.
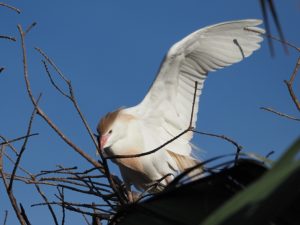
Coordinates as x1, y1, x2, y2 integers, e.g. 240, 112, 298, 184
111, 118, 144, 156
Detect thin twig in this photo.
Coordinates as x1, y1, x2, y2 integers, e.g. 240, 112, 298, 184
0, 2, 21, 14
0, 146, 27, 225
35, 43, 126, 206
260, 107, 300, 122
24, 22, 37, 36
8, 95, 40, 191
0, 35, 16, 42
245, 27, 300, 52
0, 133, 39, 147
19, 204, 31, 225
105, 128, 191, 159
3, 210, 8, 225
259, 0, 288, 55
34, 178, 59, 225
58, 187, 66, 225
265, 150, 275, 159
17, 24, 103, 171
284, 57, 300, 111
193, 130, 243, 164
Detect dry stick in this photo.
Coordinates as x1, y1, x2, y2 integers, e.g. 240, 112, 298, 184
260, 107, 300, 122
0, 133, 39, 147
0, 136, 21, 155
8, 95, 40, 191
3, 210, 8, 225
105, 82, 199, 160
33, 201, 112, 220
192, 130, 243, 164
35, 48, 99, 150
259, 0, 288, 55
36, 50, 126, 203
83, 213, 91, 225
17, 25, 103, 171
58, 187, 66, 225
37, 166, 78, 177
0, 35, 16, 42
2, 151, 32, 177
0, 147, 27, 225
24, 22, 37, 36
35, 48, 125, 205
19, 204, 31, 225
33, 202, 111, 211
33, 178, 59, 225
260, 0, 274, 56
0, 2, 21, 14
17, 24, 121, 219
1, 137, 60, 224
284, 57, 300, 112
247, 28, 300, 113
245, 27, 300, 52
265, 0, 288, 54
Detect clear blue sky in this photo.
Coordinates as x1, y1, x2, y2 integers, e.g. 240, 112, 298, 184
1, 1, 299, 224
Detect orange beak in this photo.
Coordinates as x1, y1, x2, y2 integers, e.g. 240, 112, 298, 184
100, 134, 109, 150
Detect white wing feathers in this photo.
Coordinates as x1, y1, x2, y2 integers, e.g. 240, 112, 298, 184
128, 19, 264, 156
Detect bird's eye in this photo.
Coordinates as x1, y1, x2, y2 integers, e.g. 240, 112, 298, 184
108, 130, 112, 134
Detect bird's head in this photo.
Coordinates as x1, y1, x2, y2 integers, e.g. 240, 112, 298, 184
96, 109, 128, 153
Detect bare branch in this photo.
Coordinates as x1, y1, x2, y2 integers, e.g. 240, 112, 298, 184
24, 22, 37, 36
17, 24, 103, 171
0, 146, 27, 225
0, 133, 39, 147
8, 95, 40, 191
57, 187, 66, 225
260, 107, 300, 122
33, 179, 59, 225
245, 27, 300, 52
19, 204, 31, 225
0, 35, 16, 42
259, 0, 288, 55
0, 2, 21, 14
284, 57, 300, 111
2, 210, 8, 225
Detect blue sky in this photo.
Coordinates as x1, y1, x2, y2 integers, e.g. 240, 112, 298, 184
1, 1, 299, 224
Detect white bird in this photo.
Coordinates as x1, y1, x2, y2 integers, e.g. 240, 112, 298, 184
97, 19, 264, 194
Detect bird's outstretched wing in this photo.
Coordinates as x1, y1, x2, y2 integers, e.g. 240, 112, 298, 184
128, 19, 264, 155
